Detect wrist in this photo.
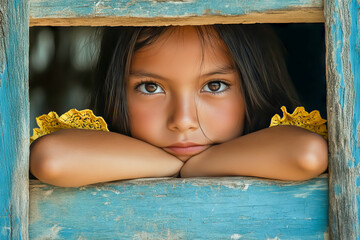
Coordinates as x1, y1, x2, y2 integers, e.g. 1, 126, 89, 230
180, 150, 208, 178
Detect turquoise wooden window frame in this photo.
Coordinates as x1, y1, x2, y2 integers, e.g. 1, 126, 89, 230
0, 0, 358, 239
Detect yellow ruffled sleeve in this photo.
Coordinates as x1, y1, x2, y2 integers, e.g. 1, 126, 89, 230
269, 106, 328, 140
30, 109, 109, 144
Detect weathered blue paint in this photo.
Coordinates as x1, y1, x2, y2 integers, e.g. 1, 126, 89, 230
326, 0, 360, 238
29, 176, 328, 239
29, 0, 323, 19
349, 0, 360, 235
0, 0, 29, 239
334, 184, 342, 196
332, 1, 345, 108
349, 0, 360, 167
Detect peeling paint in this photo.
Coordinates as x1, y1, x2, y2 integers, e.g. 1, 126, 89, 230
0, 7, 6, 87
132, 230, 185, 240
267, 237, 281, 240
357, 122, 360, 150
334, 184, 342, 196
43, 189, 53, 197
323, 230, 329, 240
1, 0, 29, 238
29, 176, 328, 238
326, 0, 360, 238
34, 224, 63, 240
230, 233, 243, 239
95, 0, 103, 7
152, 0, 195, 2
2, 226, 10, 236
154, 194, 167, 197
202, 9, 212, 15
241, 184, 249, 191
293, 182, 328, 198
104, 188, 120, 194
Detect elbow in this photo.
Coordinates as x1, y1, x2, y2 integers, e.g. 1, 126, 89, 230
30, 135, 66, 187
295, 133, 328, 180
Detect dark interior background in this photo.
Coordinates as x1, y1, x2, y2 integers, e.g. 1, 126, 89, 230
29, 24, 326, 132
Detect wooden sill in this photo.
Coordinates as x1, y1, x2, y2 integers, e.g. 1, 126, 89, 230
29, 174, 328, 239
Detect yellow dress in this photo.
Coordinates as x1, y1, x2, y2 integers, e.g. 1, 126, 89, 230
30, 106, 327, 144
30, 109, 109, 144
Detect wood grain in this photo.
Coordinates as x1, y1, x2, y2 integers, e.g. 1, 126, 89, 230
0, 0, 29, 239
29, 175, 329, 239
325, 0, 360, 238
29, 0, 324, 26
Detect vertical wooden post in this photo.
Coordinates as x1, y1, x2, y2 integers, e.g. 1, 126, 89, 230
325, 0, 360, 238
0, 0, 29, 239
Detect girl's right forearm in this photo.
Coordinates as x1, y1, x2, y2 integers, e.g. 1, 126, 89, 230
30, 129, 183, 187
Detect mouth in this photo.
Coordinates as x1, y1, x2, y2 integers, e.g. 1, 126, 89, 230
164, 143, 209, 156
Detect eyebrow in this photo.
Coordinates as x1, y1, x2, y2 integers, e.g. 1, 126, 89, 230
130, 65, 236, 80
201, 65, 236, 77
130, 71, 169, 81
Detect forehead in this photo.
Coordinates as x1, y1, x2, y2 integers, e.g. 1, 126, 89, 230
132, 26, 233, 71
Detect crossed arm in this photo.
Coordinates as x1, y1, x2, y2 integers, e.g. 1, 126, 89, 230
30, 125, 328, 187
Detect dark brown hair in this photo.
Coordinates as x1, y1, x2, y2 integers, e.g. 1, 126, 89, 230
91, 24, 299, 136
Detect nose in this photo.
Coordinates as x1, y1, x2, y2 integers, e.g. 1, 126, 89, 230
167, 93, 199, 133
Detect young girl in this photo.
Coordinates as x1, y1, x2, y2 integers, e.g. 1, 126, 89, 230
29, 24, 328, 187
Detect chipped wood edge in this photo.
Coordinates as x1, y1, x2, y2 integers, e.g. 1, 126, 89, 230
29, 173, 329, 189
29, 9, 324, 27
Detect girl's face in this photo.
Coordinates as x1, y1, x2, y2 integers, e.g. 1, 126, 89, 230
127, 26, 245, 161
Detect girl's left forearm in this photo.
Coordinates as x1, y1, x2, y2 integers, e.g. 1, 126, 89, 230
180, 125, 328, 181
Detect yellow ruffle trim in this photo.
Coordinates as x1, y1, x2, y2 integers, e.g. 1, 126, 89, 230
269, 106, 328, 140
30, 109, 109, 144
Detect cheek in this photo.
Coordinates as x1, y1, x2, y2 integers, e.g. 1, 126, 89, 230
127, 98, 165, 143
198, 96, 245, 141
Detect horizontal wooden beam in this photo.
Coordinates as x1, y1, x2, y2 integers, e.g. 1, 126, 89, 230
29, 0, 324, 26
30, 175, 329, 239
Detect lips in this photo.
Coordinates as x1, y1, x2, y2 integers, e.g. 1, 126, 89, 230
165, 143, 208, 156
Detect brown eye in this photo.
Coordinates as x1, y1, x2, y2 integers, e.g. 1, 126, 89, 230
208, 82, 221, 91
201, 81, 229, 93
145, 83, 158, 92
137, 82, 164, 94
